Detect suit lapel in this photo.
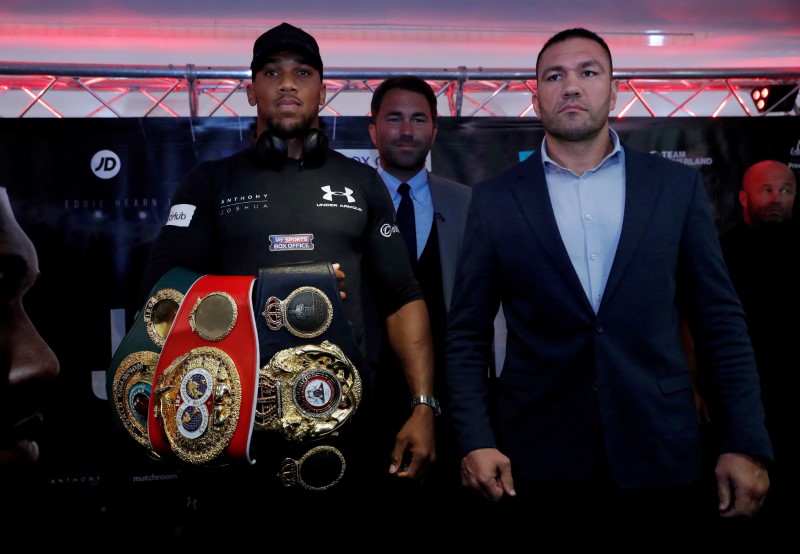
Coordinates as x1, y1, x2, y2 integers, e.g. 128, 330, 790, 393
509, 152, 590, 306
429, 175, 463, 312
601, 146, 661, 308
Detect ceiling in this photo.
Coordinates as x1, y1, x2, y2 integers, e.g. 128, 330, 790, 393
1, 0, 799, 70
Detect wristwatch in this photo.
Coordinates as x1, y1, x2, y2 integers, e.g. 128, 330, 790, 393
410, 395, 441, 416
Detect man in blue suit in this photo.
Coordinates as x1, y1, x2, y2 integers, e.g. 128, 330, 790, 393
445, 28, 772, 532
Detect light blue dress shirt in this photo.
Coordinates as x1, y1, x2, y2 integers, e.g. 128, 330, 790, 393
540, 129, 626, 313
377, 166, 434, 261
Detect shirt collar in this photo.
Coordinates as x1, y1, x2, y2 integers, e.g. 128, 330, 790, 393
378, 166, 428, 197
540, 128, 623, 173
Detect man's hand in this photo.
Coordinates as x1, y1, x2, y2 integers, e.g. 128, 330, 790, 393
383, 299, 436, 481
332, 262, 346, 300
387, 406, 436, 481
461, 448, 516, 502
715, 452, 769, 518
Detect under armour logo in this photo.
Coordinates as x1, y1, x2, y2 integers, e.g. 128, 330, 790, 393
321, 186, 355, 203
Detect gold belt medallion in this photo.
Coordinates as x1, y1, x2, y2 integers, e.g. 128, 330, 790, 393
152, 346, 242, 464
262, 286, 333, 338
189, 291, 238, 342
143, 288, 185, 348
111, 351, 160, 451
254, 340, 361, 441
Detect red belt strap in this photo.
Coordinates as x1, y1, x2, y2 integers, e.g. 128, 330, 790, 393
148, 274, 258, 465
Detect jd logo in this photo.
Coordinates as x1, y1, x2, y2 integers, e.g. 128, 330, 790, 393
321, 185, 355, 203
91, 149, 121, 179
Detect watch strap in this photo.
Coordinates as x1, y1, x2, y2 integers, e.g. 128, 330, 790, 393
411, 395, 441, 416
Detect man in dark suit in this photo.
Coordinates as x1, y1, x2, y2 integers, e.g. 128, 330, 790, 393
717, 160, 797, 533
445, 28, 772, 534
364, 76, 474, 514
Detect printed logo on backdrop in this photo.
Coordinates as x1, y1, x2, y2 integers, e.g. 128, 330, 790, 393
649, 150, 713, 167
338, 149, 432, 171
65, 149, 157, 212
91, 149, 121, 179
789, 139, 800, 172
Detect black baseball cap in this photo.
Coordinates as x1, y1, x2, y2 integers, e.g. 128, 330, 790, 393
250, 22, 323, 78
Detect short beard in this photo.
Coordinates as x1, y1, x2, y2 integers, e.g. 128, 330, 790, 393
382, 137, 432, 173
267, 113, 318, 138
546, 116, 605, 143
383, 149, 427, 173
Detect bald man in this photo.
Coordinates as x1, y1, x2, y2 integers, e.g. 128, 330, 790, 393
717, 160, 798, 533
738, 160, 797, 228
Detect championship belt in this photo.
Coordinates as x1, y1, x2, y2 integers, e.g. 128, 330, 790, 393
107, 267, 201, 452
257, 340, 361, 441
148, 274, 259, 465
253, 261, 366, 491
253, 262, 364, 440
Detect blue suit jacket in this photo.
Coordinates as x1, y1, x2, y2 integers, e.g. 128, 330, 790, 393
445, 143, 772, 488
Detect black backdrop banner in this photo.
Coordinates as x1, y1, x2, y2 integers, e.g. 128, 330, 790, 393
2, 116, 799, 519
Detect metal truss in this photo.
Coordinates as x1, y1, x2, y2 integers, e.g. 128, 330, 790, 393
0, 62, 798, 118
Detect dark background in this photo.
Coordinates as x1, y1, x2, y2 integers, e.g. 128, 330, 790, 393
1, 115, 798, 529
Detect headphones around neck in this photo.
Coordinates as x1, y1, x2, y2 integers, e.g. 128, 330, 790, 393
253, 128, 328, 169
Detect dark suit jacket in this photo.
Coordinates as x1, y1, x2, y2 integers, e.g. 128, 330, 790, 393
427, 172, 472, 309
362, 171, 471, 406
445, 143, 773, 489
359, 170, 472, 478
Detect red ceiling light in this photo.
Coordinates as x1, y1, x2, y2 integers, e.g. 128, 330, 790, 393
750, 84, 799, 113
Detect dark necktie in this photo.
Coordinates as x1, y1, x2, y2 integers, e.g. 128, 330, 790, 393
396, 182, 417, 261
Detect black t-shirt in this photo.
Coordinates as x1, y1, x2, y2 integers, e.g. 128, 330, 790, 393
128, 145, 424, 525
141, 146, 423, 352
